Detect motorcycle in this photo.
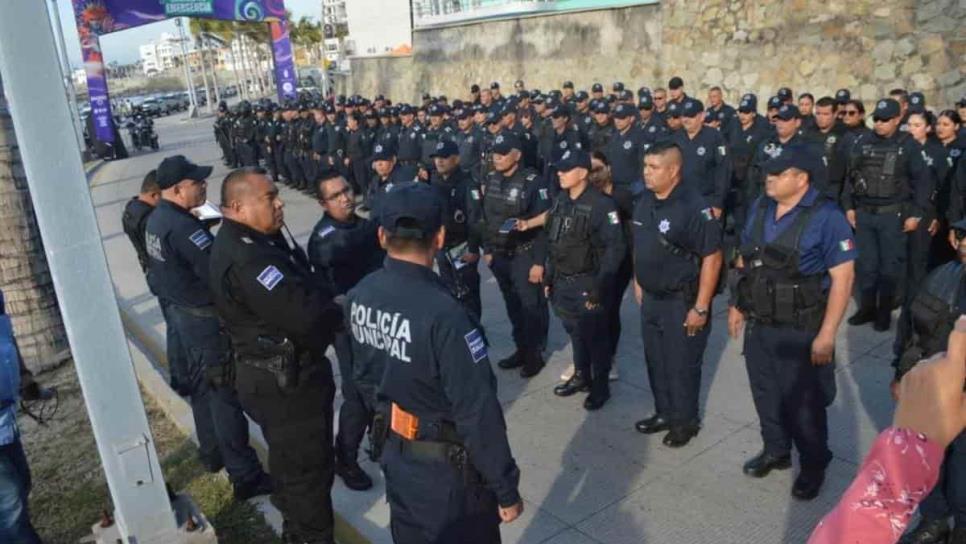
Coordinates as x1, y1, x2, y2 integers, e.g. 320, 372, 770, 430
126, 117, 159, 151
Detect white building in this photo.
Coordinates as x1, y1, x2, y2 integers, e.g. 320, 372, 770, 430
322, 0, 347, 28
139, 32, 191, 75
72, 68, 87, 86
344, 0, 412, 57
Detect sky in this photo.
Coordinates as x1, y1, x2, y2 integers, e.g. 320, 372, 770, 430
53, 0, 322, 68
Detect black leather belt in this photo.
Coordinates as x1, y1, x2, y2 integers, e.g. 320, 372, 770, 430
856, 203, 903, 214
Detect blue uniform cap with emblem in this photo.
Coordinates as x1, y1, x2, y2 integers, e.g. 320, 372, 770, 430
371, 141, 398, 161
556, 149, 592, 172
767, 96, 783, 110
612, 81, 625, 92
592, 100, 610, 114
550, 105, 571, 118
908, 92, 926, 113
379, 182, 444, 239
738, 94, 757, 113
428, 103, 446, 116
667, 101, 682, 118
430, 140, 459, 158
492, 132, 523, 155
775, 104, 800, 121
680, 98, 704, 118
835, 88, 851, 104
638, 94, 654, 109
613, 103, 635, 119
638, 86, 652, 98
952, 217, 966, 233
398, 104, 414, 115
576, 90, 589, 102
562, 80, 574, 89
762, 144, 820, 177
156, 155, 212, 190
777, 87, 793, 101
592, 82, 603, 92
872, 98, 901, 121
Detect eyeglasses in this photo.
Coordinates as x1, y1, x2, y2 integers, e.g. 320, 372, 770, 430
653, 96, 666, 101
323, 187, 353, 202
844, 110, 860, 116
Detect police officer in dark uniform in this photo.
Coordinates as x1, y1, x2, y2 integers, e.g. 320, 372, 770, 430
603, 103, 649, 192
234, 101, 258, 167
632, 143, 723, 447
672, 98, 732, 220
307, 172, 384, 493
367, 142, 417, 213
344, 112, 373, 196
210, 167, 344, 544
396, 104, 423, 171
637, 94, 668, 149
272, 104, 290, 183
421, 103, 456, 167
746, 104, 826, 202
214, 101, 235, 167
144, 156, 271, 499
257, 103, 278, 181
284, 103, 307, 190
454, 108, 483, 182
804, 96, 849, 202
894, 218, 966, 544
729, 146, 855, 501
588, 101, 615, 153
298, 105, 319, 192
122, 169, 161, 274
346, 182, 523, 543
707, 86, 737, 137
481, 133, 552, 378
730, 94, 774, 232
546, 150, 626, 410
429, 140, 484, 319
543, 106, 584, 193
844, 98, 934, 331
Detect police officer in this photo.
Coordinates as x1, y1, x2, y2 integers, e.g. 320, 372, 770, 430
632, 143, 723, 447
257, 103, 278, 181
546, 150, 626, 410
481, 133, 552, 378
344, 112, 373, 196
542, 105, 584, 192
396, 104, 423, 171
421, 103, 456, 167
603, 103, 649, 192
307, 172, 384, 492
637, 93, 668, 149
707, 86, 737, 137
234, 101, 258, 167
453, 107, 483, 182
214, 101, 235, 167
367, 142, 417, 213
746, 104, 824, 203
284, 103, 307, 190
210, 167, 344, 544
346, 182, 522, 543
144, 156, 271, 499
429, 140, 484, 319
728, 146, 855, 501
844, 98, 933, 331
894, 218, 966, 544
803, 97, 848, 202
588, 101, 615, 153
730, 94, 773, 231
298, 104, 319, 191
673, 98, 732, 220
122, 169, 161, 274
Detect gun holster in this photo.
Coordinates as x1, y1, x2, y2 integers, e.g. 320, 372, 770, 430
240, 336, 300, 392
368, 401, 390, 462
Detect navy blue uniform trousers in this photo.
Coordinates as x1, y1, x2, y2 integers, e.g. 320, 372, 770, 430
489, 251, 548, 355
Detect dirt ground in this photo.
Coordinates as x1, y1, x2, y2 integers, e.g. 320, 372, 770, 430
17, 361, 281, 544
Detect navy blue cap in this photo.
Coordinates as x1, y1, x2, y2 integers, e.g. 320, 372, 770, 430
322, 103, 335, 114
767, 96, 783, 110
575, 91, 589, 102
456, 108, 473, 120
873, 98, 901, 121
908, 92, 926, 112
777, 87, 793, 101
952, 217, 966, 232
398, 104, 414, 115
371, 142, 397, 161
738, 94, 757, 113
550, 105, 571, 118
484, 110, 501, 126
704, 111, 717, 123
612, 81, 625, 92
532, 94, 546, 104
592, 83, 603, 93
620, 89, 634, 101
557, 149, 592, 172
470, 84, 480, 93
490, 81, 500, 89
638, 86, 652, 98
638, 95, 654, 109
762, 144, 820, 176
680, 98, 705, 117
156, 155, 212, 189
430, 140, 459, 158
428, 103, 446, 116
775, 103, 800, 121
491, 132, 522, 154
667, 101, 682, 118
562, 80, 574, 89
835, 89, 851, 103
592, 100, 610, 114
613, 103, 635, 119
379, 182, 444, 239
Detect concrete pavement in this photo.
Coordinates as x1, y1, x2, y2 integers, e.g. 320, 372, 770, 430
90, 112, 901, 544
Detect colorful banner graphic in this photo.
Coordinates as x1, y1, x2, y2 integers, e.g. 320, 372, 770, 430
270, 20, 298, 102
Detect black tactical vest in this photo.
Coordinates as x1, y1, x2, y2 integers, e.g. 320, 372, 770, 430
896, 262, 965, 379
852, 135, 907, 199
736, 200, 825, 330
482, 169, 530, 250
547, 198, 595, 276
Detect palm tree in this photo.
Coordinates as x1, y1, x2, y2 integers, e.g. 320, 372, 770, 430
0, 75, 70, 373
290, 16, 323, 65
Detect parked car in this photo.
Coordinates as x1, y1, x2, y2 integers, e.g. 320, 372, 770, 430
158, 93, 181, 114
139, 98, 162, 117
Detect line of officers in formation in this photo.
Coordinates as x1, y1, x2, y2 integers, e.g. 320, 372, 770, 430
119, 76, 966, 544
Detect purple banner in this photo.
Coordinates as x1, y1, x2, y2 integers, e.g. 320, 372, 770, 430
70, 9, 115, 144
270, 20, 298, 103
71, 0, 285, 36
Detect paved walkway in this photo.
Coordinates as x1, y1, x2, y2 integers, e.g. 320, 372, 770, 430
91, 114, 900, 544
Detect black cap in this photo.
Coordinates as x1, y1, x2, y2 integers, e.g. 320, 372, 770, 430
430, 140, 459, 158
668, 76, 684, 90
680, 98, 704, 117
532, 94, 546, 105
371, 142, 397, 161
767, 96, 783, 110
490, 81, 500, 89
763, 144, 820, 176
576, 91, 589, 102
638, 95, 654, 109
398, 104, 414, 115
471, 84, 480, 93
835, 88, 851, 104
592, 100, 610, 114
738, 94, 757, 113
872, 98, 901, 121
612, 81, 625, 92
638, 86, 652, 98
491, 132, 522, 154
777, 87, 793, 101
952, 217, 966, 232
667, 101, 682, 118
550, 105, 571, 118
620, 89, 634, 101
562, 80, 574, 89
428, 104, 446, 116
379, 182, 443, 240
908, 92, 926, 112
456, 108, 473, 120
556, 149, 591, 172
612, 103, 635, 119
156, 155, 212, 190
591, 83, 603, 93
775, 103, 801, 121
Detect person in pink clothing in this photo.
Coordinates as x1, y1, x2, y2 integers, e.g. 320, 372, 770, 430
809, 316, 966, 543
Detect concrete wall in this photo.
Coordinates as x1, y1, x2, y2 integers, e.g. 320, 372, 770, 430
343, 0, 965, 109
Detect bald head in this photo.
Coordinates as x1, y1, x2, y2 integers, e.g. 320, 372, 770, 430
220, 167, 266, 209
220, 167, 284, 234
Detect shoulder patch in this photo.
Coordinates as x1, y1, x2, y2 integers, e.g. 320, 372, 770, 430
700, 208, 714, 221
464, 328, 487, 364
189, 229, 212, 250
526, 173, 538, 181
839, 239, 855, 252
256, 265, 284, 291
539, 188, 549, 200
607, 210, 620, 225
718, 145, 727, 156
319, 225, 337, 238
470, 189, 481, 200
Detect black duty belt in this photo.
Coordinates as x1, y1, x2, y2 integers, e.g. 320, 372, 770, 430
557, 271, 592, 282
643, 289, 685, 300
856, 203, 903, 214
390, 433, 467, 466
493, 240, 534, 258
236, 354, 286, 373
172, 304, 218, 318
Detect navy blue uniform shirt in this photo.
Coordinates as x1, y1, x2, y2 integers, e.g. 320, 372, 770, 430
145, 199, 214, 307
307, 214, 384, 296
672, 126, 733, 209
603, 125, 649, 188
632, 183, 722, 293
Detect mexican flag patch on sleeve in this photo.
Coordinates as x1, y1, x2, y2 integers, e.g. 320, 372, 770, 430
839, 239, 855, 252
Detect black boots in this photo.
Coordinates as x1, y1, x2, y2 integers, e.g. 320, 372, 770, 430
848, 291, 877, 326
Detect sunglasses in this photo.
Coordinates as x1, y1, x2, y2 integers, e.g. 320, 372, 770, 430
844, 110, 860, 116
955, 229, 966, 242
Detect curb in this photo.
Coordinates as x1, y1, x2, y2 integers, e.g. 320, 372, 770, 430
84, 159, 105, 183
119, 305, 372, 544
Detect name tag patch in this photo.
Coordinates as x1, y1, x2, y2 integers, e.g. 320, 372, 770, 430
319, 225, 336, 238
189, 229, 211, 250
464, 328, 487, 363
256, 265, 284, 291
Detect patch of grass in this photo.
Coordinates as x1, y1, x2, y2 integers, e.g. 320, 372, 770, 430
19, 361, 281, 543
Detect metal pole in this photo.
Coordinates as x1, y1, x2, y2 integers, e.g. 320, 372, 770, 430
0, 2, 178, 542
47, 0, 87, 154
175, 17, 198, 118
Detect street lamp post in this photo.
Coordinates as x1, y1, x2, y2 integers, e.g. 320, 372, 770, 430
46, 0, 88, 157
175, 17, 199, 118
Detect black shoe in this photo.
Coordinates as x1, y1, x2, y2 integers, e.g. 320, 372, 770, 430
233, 472, 274, 501
948, 527, 966, 544
199, 456, 224, 474
791, 467, 825, 501
874, 298, 893, 332
742, 451, 792, 478
848, 292, 877, 326
554, 373, 589, 397
335, 458, 374, 491
583, 390, 610, 411
497, 350, 523, 369
899, 518, 950, 544
520, 352, 544, 378
662, 424, 699, 448
634, 415, 669, 434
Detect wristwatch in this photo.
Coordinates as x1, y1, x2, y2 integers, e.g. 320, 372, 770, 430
692, 306, 709, 317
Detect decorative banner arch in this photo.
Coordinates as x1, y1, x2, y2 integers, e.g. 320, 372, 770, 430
71, 0, 298, 145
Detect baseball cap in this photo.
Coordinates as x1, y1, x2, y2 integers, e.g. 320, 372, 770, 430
591, 83, 603, 93
872, 98, 901, 121
398, 104, 415, 115
470, 84, 480, 93
835, 89, 851, 104
680, 98, 705, 117
575, 91, 589, 102
371, 142, 397, 161
774, 104, 801, 121
430, 140, 459, 158
612, 81, 625, 92
557, 149, 591, 172
379, 183, 444, 239
490, 81, 500, 90
491, 132, 522, 154
638, 86, 652, 98
762, 144, 819, 176
767, 96, 783, 110
777, 87, 793, 101
550, 105, 571, 118
612, 103, 635, 119
668, 76, 684, 90
562, 80, 574, 89
156, 155, 212, 189
738, 94, 757, 113
592, 100, 610, 114
908, 92, 926, 113
638, 95, 654, 109
667, 101, 682, 118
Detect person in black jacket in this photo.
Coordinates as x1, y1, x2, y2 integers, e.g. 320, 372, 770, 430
121, 169, 161, 274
